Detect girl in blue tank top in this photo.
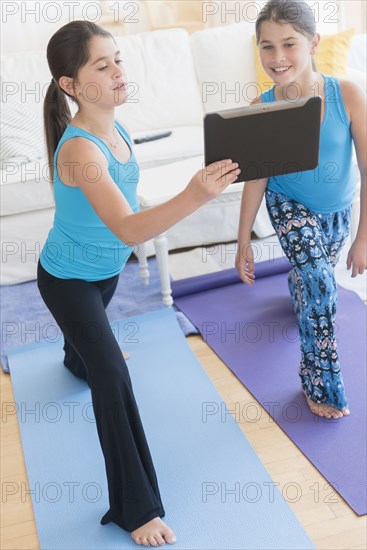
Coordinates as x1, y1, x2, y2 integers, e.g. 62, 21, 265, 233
236, 0, 366, 420
38, 20, 240, 546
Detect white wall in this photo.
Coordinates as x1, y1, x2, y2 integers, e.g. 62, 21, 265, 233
1, 1, 88, 53
0, 0, 150, 54
1, 0, 366, 55
202, 0, 365, 35
339, 0, 367, 34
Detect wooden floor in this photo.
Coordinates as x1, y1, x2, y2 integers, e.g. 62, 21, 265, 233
1, 335, 366, 550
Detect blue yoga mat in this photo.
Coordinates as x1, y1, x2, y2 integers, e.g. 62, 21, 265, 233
8, 308, 315, 549
172, 258, 367, 516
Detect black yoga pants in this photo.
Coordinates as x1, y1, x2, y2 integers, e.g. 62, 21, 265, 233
37, 260, 165, 532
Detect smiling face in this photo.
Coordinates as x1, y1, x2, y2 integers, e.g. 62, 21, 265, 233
258, 21, 318, 86
67, 35, 128, 109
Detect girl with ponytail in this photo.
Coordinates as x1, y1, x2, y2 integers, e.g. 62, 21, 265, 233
39, 19, 240, 546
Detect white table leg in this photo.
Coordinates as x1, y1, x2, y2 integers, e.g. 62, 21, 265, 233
154, 232, 173, 306
135, 242, 150, 285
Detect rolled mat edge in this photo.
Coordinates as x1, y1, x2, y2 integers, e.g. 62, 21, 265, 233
171, 257, 293, 299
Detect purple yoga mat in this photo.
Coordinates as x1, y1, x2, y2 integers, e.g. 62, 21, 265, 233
172, 258, 367, 516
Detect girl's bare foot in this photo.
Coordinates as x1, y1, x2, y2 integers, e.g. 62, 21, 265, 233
131, 517, 176, 547
122, 350, 129, 361
302, 390, 350, 419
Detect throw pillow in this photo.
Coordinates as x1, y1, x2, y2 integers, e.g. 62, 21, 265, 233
0, 93, 45, 165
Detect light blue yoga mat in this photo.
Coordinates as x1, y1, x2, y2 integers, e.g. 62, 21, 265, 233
8, 308, 315, 549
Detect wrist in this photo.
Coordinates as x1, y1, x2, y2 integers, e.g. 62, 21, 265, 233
238, 232, 252, 243
183, 185, 206, 210
355, 234, 367, 245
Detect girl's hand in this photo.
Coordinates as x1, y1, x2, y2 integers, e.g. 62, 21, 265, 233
346, 238, 367, 277
235, 240, 256, 285
186, 160, 241, 206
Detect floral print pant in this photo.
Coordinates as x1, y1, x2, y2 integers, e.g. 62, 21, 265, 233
266, 189, 352, 409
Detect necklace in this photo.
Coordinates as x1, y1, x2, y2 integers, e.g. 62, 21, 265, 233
75, 121, 119, 148
90, 127, 119, 148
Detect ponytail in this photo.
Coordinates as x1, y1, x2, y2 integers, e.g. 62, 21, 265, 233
43, 78, 73, 185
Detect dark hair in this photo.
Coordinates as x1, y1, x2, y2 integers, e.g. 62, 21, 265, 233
43, 20, 114, 184
255, 0, 317, 70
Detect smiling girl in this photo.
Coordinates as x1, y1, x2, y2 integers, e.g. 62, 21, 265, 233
38, 20, 240, 547
236, 0, 366, 419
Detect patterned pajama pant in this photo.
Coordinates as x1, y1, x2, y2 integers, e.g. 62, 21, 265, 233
265, 189, 352, 410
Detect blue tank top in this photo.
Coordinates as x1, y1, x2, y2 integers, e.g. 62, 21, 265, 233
261, 74, 355, 213
40, 120, 140, 281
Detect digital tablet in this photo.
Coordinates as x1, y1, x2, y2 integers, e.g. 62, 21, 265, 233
204, 95, 322, 182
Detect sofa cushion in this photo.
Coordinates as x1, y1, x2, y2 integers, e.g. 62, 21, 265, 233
114, 29, 204, 132
0, 157, 54, 216
132, 125, 203, 168
190, 22, 258, 113
0, 50, 55, 120
1, 93, 46, 164
0, 49, 77, 168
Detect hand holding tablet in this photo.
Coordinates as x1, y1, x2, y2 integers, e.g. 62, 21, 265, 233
204, 96, 322, 183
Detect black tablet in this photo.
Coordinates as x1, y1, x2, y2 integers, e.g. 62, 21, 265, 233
204, 95, 322, 182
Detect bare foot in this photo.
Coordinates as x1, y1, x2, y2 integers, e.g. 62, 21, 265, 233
131, 517, 176, 546
122, 350, 129, 361
302, 390, 350, 419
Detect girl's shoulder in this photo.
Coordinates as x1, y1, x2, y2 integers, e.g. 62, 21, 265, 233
56, 135, 109, 187
323, 73, 364, 98
338, 77, 364, 96
338, 77, 366, 122
321, 73, 364, 122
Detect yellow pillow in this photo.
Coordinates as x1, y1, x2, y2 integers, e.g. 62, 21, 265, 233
316, 28, 355, 76
252, 28, 356, 94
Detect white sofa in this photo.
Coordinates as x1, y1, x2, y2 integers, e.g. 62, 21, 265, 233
1, 23, 366, 285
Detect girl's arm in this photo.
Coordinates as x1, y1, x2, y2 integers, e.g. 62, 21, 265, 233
59, 138, 240, 245
235, 94, 268, 285
342, 81, 367, 277
236, 177, 268, 284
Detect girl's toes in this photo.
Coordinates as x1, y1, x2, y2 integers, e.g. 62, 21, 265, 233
163, 531, 176, 545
